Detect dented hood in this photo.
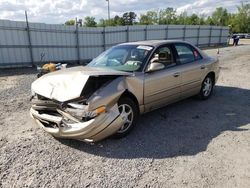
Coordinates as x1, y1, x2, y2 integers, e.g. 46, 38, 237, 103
31, 66, 132, 102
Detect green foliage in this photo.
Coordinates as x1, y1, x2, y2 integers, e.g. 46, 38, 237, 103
64, 3, 250, 33
159, 7, 177, 24
211, 7, 229, 26
97, 16, 125, 27
65, 20, 75, 26
83, 17, 97, 27
206, 16, 215, 25
97, 19, 106, 27
177, 11, 188, 25
186, 14, 200, 25
114, 15, 125, 26
230, 3, 250, 33
122, 12, 137, 25
139, 11, 158, 25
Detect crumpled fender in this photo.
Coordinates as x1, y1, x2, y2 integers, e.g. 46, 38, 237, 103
86, 73, 144, 112
87, 77, 127, 111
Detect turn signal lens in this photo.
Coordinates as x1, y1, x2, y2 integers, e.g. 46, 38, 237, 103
95, 106, 106, 114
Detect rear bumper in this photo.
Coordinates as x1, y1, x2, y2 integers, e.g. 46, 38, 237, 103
30, 104, 123, 142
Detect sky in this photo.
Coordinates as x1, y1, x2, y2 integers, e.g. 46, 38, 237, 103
0, 0, 247, 24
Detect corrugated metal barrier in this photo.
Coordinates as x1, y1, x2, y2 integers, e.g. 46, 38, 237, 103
0, 19, 229, 68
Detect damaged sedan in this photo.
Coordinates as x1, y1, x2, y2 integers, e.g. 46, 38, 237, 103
30, 40, 219, 142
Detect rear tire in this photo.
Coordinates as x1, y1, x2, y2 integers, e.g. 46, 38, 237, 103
113, 97, 138, 138
199, 75, 214, 100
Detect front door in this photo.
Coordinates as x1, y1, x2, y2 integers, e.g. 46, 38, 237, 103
144, 45, 181, 112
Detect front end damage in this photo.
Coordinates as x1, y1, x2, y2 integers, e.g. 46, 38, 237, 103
30, 67, 134, 142
30, 98, 123, 142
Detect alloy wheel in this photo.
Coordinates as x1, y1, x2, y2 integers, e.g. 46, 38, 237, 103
117, 104, 134, 133
203, 77, 213, 97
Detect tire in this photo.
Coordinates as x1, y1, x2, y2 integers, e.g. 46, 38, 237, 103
37, 73, 42, 78
113, 97, 138, 138
199, 75, 214, 100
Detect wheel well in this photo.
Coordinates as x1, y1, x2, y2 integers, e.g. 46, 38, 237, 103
120, 90, 139, 111
206, 72, 215, 85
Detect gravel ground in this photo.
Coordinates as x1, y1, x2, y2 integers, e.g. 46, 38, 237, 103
0, 43, 250, 188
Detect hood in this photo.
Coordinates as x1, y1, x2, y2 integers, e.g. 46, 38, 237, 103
31, 66, 132, 102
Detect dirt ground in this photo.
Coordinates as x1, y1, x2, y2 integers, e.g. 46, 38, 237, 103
0, 42, 250, 188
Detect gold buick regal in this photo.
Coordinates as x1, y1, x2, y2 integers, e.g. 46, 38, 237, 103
30, 40, 219, 142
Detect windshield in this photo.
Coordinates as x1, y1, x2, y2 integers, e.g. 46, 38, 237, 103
87, 45, 153, 72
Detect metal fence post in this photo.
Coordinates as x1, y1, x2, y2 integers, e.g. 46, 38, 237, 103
103, 27, 106, 51
197, 26, 201, 46
25, 11, 34, 67
165, 25, 169, 40
126, 26, 129, 42
209, 26, 213, 47
145, 25, 148, 40
183, 25, 186, 41
75, 18, 80, 64
219, 26, 223, 45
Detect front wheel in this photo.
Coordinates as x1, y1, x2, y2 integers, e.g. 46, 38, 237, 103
113, 97, 138, 138
199, 75, 214, 99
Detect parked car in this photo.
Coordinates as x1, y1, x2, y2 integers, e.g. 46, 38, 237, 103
245, 34, 250, 39
232, 34, 245, 39
30, 40, 220, 142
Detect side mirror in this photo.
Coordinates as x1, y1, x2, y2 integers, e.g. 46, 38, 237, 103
147, 62, 165, 73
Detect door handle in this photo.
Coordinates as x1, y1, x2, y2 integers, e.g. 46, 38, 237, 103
173, 72, 180, 77
200, 65, 206, 69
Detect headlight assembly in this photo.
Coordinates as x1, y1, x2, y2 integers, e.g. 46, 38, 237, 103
66, 104, 106, 120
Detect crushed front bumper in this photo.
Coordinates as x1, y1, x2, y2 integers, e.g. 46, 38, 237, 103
30, 104, 123, 142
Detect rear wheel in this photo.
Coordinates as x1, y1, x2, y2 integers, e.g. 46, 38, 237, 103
199, 75, 214, 99
113, 97, 138, 138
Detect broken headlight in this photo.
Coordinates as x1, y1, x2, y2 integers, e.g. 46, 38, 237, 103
66, 103, 106, 120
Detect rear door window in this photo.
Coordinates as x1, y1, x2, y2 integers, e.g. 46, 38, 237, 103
174, 43, 202, 64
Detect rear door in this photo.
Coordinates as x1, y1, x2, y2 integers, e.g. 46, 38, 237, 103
143, 44, 181, 112
173, 43, 206, 99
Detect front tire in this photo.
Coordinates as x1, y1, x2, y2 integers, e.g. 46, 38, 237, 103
199, 75, 214, 100
113, 97, 138, 138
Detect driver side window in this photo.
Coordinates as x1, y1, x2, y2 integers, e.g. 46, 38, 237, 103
149, 46, 176, 70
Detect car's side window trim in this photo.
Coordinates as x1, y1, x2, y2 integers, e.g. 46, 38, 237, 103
142, 46, 157, 72
191, 46, 203, 61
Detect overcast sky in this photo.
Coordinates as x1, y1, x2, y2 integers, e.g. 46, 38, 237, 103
0, 0, 246, 24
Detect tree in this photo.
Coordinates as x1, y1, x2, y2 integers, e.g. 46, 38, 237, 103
159, 7, 177, 24
186, 14, 200, 25
122, 12, 137, 25
139, 11, 158, 25
97, 16, 125, 27
231, 3, 250, 33
83, 16, 97, 27
211, 7, 229, 26
177, 11, 188, 25
199, 14, 206, 25
65, 3, 250, 32
114, 15, 125, 26
97, 19, 106, 27
65, 20, 75, 26
206, 16, 215, 25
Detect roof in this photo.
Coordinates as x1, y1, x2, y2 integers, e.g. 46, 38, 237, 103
118, 40, 187, 47
118, 40, 207, 58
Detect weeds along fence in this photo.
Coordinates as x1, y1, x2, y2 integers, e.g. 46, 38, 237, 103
0, 19, 229, 68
